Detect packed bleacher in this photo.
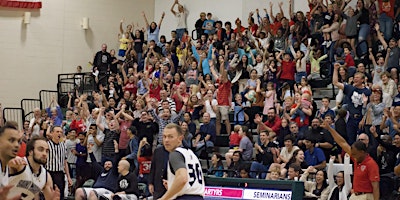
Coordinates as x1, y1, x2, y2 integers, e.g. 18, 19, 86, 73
2, 0, 400, 199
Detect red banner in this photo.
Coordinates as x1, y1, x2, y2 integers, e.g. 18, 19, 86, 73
0, 0, 42, 9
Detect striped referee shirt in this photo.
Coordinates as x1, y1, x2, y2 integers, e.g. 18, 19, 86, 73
46, 140, 67, 172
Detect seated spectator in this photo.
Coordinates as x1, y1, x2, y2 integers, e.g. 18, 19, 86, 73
100, 160, 139, 200
287, 163, 302, 181
250, 131, 279, 179
300, 166, 330, 200
282, 149, 309, 177
224, 151, 244, 178
266, 166, 282, 180
304, 118, 334, 162
193, 112, 216, 155
180, 121, 193, 148
74, 142, 119, 200
208, 153, 224, 177
225, 126, 253, 166
315, 97, 335, 120
303, 136, 327, 170
327, 154, 352, 200
238, 165, 250, 179
278, 135, 300, 164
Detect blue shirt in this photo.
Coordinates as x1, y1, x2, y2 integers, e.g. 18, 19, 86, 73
304, 147, 326, 167
199, 122, 216, 143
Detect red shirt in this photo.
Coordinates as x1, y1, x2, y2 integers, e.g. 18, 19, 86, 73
279, 60, 296, 81
149, 84, 162, 101
70, 119, 86, 133
262, 116, 282, 133
17, 141, 26, 157
172, 92, 189, 112
379, 0, 395, 18
345, 54, 355, 68
229, 132, 241, 146
290, 104, 310, 127
216, 79, 232, 106
138, 156, 152, 175
124, 82, 137, 95
352, 155, 380, 193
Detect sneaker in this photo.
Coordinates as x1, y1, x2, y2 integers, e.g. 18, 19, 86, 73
322, 41, 327, 46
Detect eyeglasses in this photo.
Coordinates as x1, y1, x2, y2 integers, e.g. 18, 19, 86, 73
74, 113, 79, 115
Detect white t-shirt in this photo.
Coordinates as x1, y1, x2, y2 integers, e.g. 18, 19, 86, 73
86, 132, 105, 162
0, 161, 9, 187
175, 11, 188, 29
204, 99, 218, 118
280, 146, 300, 163
29, 118, 41, 137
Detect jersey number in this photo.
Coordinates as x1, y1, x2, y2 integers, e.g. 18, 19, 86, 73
188, 163, 203, 186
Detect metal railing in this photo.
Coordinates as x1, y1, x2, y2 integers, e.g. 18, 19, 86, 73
20, 99, 41, 121
2, 108, 24, 129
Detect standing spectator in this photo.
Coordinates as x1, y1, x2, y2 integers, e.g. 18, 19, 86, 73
82, 124, 104, 164
46, 126, 72, 200
332, 63, 371, 145
195, 12, 206, 39
142, 11, 165, 44
132, 110, 157, 148
202, 13, 215, 35
170, 0, 188, 41
46, 95, 63, 127
321, 120, 380, 200
29, 107, 42, 137
378, 0, 396, 41
96, 107, 120, 164
72, 132, 90, 190
93, 44, 111, 86
210, 58, 232, 135
375, 24, 400, 82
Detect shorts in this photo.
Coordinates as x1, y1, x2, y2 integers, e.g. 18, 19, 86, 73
218, 106, 229, 121
118, 49, 126, 57
347, 35, 357, 39
102, 193, 138, 200
82, 188, 113, 199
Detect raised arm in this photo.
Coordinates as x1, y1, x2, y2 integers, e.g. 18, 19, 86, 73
332, 63, 344, 90
170, 0, 178, 16
269, 2, 276, 22
96, 107, 106, 132
320, 119, 351, 155
158, 12, 166, 28
142, 11, 150, 28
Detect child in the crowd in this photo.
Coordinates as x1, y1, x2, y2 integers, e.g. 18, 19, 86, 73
263, 82, 276, 116
229, 125, 242, 149
291, 91, 313, 124
238, 165, 250, 178
266, 166, 282, 180
118, 32, 133, 58
65, 129, 78, 179
342, 46, 356, 76
231, 93, 248, 124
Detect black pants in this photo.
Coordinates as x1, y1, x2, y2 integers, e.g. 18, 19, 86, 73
49, 171, 65, 199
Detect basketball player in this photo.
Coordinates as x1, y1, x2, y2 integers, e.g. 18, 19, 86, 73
0, 121, 23, 200
7, 136, 60, 199
159, 123, 205, 200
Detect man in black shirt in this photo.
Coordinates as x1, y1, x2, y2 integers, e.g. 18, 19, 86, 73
93, 44, 111, 86
101, 160, 139, 200
304, 118, 334, 161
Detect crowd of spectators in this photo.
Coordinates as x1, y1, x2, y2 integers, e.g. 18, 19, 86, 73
2, 0, 400, 199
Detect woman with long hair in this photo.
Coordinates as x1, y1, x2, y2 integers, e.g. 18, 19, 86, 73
300, 166, 330, 200
208, 153, 224, 177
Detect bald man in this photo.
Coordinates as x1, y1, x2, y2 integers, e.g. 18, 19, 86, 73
357, 133, 378, 162
101, 160, 139, 200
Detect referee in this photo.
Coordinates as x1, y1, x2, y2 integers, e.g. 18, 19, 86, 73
46, 125, 72, 199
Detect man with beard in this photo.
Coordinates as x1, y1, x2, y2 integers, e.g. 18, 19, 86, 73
7, 136, 60, 199
0, 121, 23, 200
75, 141, 119, 200
304, 118, 334, 161
254, 108, 281, 134
46, 126, 72, 200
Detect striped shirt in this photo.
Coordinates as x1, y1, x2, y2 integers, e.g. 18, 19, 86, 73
46, 140, 67, 172
150, 108, 183, 144
102, 129, 119, 156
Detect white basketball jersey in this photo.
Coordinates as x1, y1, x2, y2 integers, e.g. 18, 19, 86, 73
8, 157, 47, 200
0, 160, 9, 187
167, 147, 205, 199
